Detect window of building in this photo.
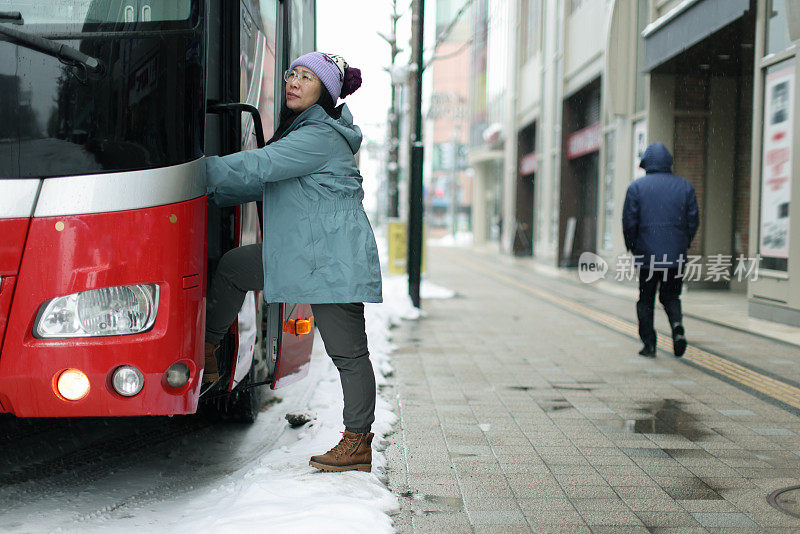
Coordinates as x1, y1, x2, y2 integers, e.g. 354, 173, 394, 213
569, 0, 589, 14
766, 0, 792, 57
485, 0, 509, 127
634, 0, 649, 113
601, 129, 616, 251
521, 0, 541, 63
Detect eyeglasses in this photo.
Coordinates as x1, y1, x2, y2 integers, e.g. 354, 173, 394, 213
283, 69, 318, 86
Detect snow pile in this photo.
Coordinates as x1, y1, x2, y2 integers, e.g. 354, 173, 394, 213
85, 275, 452, 534
421, 279, 456, 299
167, 350, 400, 534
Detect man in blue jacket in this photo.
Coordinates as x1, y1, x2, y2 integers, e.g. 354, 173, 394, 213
622, 142, 699, 358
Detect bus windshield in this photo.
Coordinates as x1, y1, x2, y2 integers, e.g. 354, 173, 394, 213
0, 1, 193, 28
0, 0, 204, 178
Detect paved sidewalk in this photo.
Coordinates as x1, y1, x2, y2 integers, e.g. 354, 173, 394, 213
524, 253, 800, 347
385, 245, 800, 533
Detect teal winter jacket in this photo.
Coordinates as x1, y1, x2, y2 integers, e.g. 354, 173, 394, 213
205, 104, 382, 304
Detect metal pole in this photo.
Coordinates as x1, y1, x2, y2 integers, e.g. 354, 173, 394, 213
408, 0, 425, 308
386, 1, 400, 218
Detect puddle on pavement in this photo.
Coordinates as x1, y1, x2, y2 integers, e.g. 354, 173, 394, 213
662, 448, 712, 459
663, 478, 723, 500
597, 399, 709, 440
507, 382, 601, 393
538, 398, 573, 412
552, 384, 594, 391
400, 491, 464, 512
423, 495, 463, 508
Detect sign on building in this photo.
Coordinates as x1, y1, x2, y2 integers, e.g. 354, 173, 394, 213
567, 122, 601, 159
760, 65, 794, 259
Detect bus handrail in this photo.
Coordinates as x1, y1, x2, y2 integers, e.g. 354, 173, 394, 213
206, 102, 266, 149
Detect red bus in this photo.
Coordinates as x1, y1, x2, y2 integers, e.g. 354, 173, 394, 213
0, 0, 316, 422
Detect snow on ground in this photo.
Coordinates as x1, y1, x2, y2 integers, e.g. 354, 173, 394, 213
76, 275, 452, 534
427, 231, 473, 248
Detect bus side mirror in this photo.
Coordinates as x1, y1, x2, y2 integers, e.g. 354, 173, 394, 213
206, 102, 266, 148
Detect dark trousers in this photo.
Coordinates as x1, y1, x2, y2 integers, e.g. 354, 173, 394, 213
205, 244, 375, 434
637, 267, 683, 348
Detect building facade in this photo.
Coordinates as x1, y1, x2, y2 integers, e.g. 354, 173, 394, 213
466, 0, 800, 326
425, 0, 472, 235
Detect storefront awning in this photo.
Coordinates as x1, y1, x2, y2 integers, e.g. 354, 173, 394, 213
642, 0, 750, 72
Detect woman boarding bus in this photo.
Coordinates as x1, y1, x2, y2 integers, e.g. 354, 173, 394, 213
205, 52, 382, 473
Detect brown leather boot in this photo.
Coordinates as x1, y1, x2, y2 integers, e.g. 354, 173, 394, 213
203, 342, 219, 384
309, 431, 373, 472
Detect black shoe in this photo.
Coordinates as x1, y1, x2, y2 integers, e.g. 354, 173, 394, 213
672, 324, 687, 357
638, 345, 656, 358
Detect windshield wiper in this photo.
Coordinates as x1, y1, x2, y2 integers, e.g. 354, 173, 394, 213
0, 22, 101, 72
0, 11, 22, 23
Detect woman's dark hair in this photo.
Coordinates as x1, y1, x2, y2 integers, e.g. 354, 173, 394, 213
266, 88, 342, 145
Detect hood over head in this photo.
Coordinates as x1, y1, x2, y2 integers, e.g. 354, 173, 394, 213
290, 103, 362, 154
328, 104, 362, 154
640, 142, 673, 173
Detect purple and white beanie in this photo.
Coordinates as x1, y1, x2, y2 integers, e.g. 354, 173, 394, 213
289, 52, 362, 102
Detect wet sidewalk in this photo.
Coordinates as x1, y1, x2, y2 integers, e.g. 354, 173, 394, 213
524, 252, 800, 348
385, 245, 800, 533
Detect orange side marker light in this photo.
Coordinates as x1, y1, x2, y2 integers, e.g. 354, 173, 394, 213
283, 316, 314, 336
282, 319, 296, 334
295, 316, 314, 335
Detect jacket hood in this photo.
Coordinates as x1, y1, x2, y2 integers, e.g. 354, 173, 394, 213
291, 103, 362, 154
640, 142, 673, 173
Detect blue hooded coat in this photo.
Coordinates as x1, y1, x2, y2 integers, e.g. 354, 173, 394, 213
622, 142, 699, 268
205, 104, 382, 304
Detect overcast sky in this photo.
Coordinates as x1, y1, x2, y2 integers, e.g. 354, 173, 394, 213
316, 1, 416, 145
316, 1, 440, 215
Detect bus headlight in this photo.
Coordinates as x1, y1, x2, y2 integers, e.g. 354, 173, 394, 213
165, 362, 190, 388
35, 284, 159, 338
112, 366, 145, 396
56, 369, 90, 401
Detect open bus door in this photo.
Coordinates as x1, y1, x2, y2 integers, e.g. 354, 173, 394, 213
202, 0, 314, 421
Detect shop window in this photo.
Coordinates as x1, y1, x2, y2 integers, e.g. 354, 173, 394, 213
766, 0, 792, 57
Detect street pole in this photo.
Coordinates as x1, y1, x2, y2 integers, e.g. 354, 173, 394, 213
408, 0, 424, 308
449, 122, 461, 240
386, 1, 400, 218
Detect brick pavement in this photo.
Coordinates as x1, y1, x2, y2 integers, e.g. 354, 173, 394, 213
384, 245, 800, 533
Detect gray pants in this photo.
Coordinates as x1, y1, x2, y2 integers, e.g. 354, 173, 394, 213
206, 244, 375, 434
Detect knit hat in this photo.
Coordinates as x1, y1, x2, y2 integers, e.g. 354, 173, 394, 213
289, 52, 362, 102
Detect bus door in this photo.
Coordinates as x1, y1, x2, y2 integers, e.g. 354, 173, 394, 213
204, 0, 314, 393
